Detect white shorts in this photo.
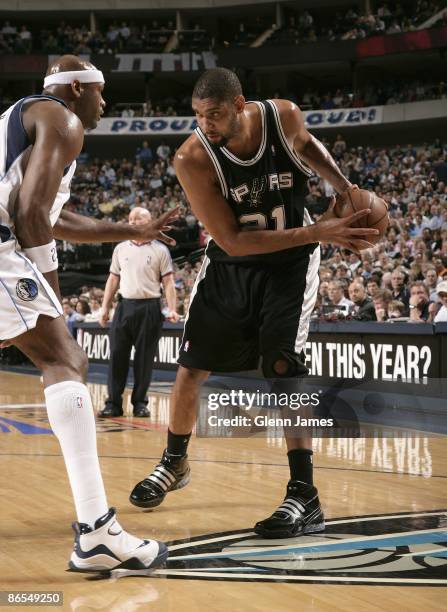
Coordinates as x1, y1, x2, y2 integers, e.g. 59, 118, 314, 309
0, 238, 62, 341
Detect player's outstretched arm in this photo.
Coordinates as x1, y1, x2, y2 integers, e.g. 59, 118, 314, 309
16, 102, 84, 299
174, 143, 378, 257
54, 208, 179, 246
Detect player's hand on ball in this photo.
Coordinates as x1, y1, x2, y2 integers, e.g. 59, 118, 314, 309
138, 207, 180, 246
315, 199, 379, 254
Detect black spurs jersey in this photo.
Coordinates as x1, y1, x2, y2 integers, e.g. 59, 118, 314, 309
195, 99, 318, 265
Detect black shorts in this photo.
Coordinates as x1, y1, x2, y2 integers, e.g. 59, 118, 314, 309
178, 246, 320, 375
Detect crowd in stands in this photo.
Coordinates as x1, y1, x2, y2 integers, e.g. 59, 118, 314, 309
0, 77, 444, 119
100, 77, 446, 120
265, 1, 444, 46
60, 141, 204, 269
1, 77, 443, 118
274, 79, 446, 111
0, 20, 177, 55
61, 256, 204, 331
57, 136, 447, 326
0, 19, 210, 55
106, 99, 187, 118
328, 0, 443, 41
310, 137, 447, 323
0, 2, 444, 55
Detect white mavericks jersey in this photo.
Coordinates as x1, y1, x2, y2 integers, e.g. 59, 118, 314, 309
0, 94, 76, 241
0, 94, 77, 341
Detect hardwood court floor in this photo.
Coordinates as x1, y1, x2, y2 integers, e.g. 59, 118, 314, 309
0, 370, 446, 611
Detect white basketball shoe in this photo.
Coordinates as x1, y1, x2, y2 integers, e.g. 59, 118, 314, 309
68, 507, 168, 572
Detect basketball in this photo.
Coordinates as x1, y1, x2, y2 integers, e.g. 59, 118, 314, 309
334, 188, 389, 244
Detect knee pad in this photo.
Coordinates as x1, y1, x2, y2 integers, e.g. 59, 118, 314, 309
261, 350, 308, 379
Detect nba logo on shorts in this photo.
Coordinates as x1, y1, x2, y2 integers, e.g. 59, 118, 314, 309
184, 341, 190, 352
16, 278, 38, 301
76, 397, 83, 409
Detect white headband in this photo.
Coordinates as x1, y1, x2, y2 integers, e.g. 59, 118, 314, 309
44, 69, 104, 88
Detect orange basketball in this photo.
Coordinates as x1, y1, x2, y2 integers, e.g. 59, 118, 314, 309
334, 188, 389, 244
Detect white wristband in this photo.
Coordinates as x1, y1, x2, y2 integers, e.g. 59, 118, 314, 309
23, 240, 58, 273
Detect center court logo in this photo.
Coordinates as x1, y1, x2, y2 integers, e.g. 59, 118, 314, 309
160, 510, 447, 585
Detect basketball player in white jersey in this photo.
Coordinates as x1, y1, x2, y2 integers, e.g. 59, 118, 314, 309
0, 55, 177, 572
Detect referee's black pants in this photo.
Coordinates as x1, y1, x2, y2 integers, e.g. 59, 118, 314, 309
105, 298, 163, 410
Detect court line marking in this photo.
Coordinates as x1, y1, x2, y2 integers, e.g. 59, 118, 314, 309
168, 510, 447, 559
399, 547, 446, 557
169, 527, 447, 561
168, 508, 447, 550
168, 511, 447, 551
0, 452, 445, 479
0, 403, 46, 409
152, 569, 447, 584
169, 532, 257, 551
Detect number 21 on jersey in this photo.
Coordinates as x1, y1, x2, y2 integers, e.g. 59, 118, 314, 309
239, 205, 286, 231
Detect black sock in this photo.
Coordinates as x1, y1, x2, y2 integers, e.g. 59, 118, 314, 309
167, 429, 191, 456
287, 449, 313, 485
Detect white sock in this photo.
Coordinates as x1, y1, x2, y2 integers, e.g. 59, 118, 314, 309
44, 381, 109, 529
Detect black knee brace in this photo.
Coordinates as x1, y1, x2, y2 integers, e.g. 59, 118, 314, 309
261, 350, 308, 379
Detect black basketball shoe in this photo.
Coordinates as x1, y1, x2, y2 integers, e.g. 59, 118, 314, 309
129, 449, 191, 509
254, 480, 325, 539
98, 402, 123, 418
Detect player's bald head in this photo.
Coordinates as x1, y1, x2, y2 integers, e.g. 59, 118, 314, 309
45, 54, 96, 77
129, 207, 152, 223
42, 54, 105, 130
44, 55, 100, 96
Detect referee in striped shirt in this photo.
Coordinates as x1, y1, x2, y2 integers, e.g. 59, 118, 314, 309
99, 207, 179, 417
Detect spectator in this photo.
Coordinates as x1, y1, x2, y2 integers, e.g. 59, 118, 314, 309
2, 21, 17, 36
135, 141, 154, 164
408, 281, 433, 322
328, 280, 354, 314
19, 25, 32, 52
75, 299, 91, 320
433, 280, 447, 322
349, 282, 377, 321
390, 267, 410, 314
62, 300, 81, 336
387, 300, 407, 319
347, 252, 362, 275
318, 280, 330, 306
120, 22, 131, 41
373, 289, 392, 321
84, 297, 102, 322
366, 277, 381, 299
121, 105, 135, 117
424, 266, 439, 301
156, 141, 171, 161
332, 134, 347, 158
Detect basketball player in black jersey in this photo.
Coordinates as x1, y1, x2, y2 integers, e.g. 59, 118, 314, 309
130, 68, 378, 537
